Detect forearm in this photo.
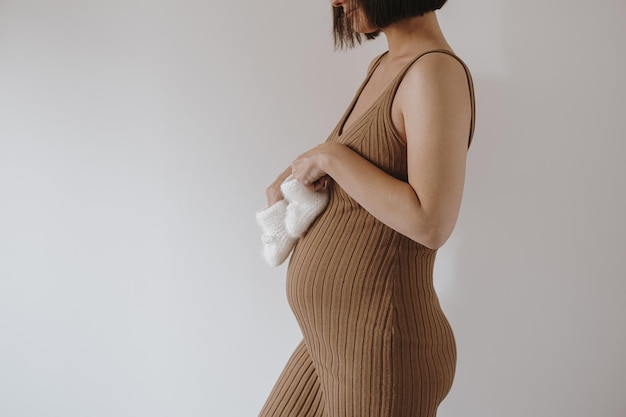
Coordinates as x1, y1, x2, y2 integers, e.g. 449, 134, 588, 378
319, 143, 442, 248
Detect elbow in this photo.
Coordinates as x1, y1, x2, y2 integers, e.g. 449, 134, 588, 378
400, 190, 457, 249
411, 223, 451, 250
420, 231, 448, 250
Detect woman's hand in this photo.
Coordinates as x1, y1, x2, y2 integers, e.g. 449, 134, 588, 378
290, 143, 334, 191
265, 143, 337, 206
265, 166, 292, 206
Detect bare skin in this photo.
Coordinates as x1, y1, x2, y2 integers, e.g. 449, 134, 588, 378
266, 4, 472, 250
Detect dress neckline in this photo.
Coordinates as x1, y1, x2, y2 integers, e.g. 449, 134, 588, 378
337, 51, 389, 139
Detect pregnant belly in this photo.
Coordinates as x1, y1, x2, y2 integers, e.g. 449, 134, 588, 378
285, 209, 399, 333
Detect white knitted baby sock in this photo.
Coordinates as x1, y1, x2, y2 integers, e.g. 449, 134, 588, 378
256, 199, 297, 267
281, 176, 329, 238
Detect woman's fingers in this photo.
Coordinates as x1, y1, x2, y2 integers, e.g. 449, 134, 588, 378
311, 175, 329, 191
266, 179, 284, 206
265, 166, 293, 206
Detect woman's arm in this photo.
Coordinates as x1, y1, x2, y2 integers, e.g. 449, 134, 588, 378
291, 54, 472, 249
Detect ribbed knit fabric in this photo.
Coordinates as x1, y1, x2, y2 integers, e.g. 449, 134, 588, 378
259, 50, 476, 417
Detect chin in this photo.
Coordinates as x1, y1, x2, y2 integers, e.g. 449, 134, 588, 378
349, 10, 377, 34
352, 21, 378, 34
354, 26, 377, 34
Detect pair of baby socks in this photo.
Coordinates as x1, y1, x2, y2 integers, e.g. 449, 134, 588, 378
256, 176, 329, 267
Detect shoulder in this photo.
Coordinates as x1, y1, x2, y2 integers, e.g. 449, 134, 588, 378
394, 51, 473, 145
398, 51, 471, 102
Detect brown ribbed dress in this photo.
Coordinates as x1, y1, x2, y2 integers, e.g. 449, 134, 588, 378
259, 50, 476, 417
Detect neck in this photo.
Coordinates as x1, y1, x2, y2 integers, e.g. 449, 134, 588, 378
381, 12, 450, 61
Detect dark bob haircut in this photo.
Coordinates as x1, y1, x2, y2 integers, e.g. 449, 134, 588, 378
333, 0, 448, 49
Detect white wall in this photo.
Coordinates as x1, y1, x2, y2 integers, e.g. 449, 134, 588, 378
0, 1, 624, 416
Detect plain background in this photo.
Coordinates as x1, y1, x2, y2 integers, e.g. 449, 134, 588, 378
1, 1, 625, 416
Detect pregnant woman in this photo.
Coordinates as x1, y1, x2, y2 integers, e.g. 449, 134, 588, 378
260, 1, 475, 416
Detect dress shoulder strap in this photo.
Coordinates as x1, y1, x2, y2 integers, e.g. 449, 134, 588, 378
388, 49, 476, 148
367, 51, 388, 76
